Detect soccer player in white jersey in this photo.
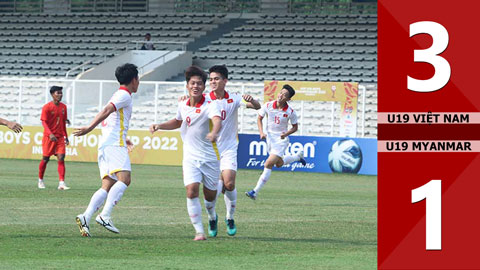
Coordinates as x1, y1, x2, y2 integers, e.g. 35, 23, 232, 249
246, 85, 306, 200
150, 66, 222, 241
205, 65, 260, 237
73, 63, 138, 237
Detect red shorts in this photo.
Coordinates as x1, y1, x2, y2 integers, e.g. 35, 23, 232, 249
42, 135, 66, 157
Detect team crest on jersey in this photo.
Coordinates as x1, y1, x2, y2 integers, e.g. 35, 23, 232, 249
283, 114, 288, 117
227, 99, 233, 103
195, 109, 201, 113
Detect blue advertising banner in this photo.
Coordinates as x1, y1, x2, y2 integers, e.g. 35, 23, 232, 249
237, 134, 377, 175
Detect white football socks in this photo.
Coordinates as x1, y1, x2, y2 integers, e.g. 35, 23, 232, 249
83, 188, 107, 224
224, 188, 237, 220
204, 199, 217, 221
187, 197, 204, 234
254, 168, 272, 193
283, 154, 300, 165
100, 181, 127, 218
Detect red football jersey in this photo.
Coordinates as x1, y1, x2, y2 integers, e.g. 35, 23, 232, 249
40, 102, 67, 137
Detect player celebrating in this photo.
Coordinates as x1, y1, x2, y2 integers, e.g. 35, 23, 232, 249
38, 86, 70, 190
0, 117, 22, 133
246, 85, 306, 200
74, 63, 138, 237
150, 65, 222, 241
205, 65, 260, 237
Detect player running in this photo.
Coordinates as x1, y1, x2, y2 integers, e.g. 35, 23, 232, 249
74, 63, 138, 237
150, 65, 222, 241
205, 65, 260, 237
246, 85, 306, 200
38, 86, 70, 190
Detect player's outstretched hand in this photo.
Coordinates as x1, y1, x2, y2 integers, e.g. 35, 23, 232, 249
149, 124, 159, 134
242, 94, 254, 102
7, 121, 22, 133
73, 127, 91, 136
126, 139, 134, 153
206, 132, 218, 142
259, 132, 267, 140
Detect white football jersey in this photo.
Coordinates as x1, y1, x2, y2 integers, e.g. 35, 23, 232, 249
99, 87, 132, 149
258, 100, 297, 135
176, 96, 221, 162
205, 91, 242, 153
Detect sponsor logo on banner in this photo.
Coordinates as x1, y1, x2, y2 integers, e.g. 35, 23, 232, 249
238, 134, 377, 175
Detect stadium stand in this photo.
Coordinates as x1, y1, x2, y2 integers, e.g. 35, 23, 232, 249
0, 2, 377, 138
0, 13, 226, 77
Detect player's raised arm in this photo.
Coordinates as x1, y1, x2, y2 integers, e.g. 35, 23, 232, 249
243, 94, 261, 110
0, 117, 22, 133
73, 103, 116, 136
150, 119, 182, 134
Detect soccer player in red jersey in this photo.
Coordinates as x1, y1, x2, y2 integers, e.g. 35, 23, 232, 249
38, 86, 70, 190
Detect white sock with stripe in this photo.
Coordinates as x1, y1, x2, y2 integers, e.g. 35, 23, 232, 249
83, 188, 107, 224
187, 197, 204, 234
283, 154, 300, 165
204, 199, 217, 221
224, 188, 237, 220
254, 168, 272, 193
100, 181, 127, 218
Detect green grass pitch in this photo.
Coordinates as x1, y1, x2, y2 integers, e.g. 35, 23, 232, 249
0, 158, 376, 269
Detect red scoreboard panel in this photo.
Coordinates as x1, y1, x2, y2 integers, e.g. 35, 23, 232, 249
378, 0, 480, 269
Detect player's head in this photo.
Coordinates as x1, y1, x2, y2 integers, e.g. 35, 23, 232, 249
277, 84, 295, 104
185, 65, 207, 98
115, 63, 139, 93
209, 65, 228, 92
50, 86, 63, 102
145, 33, 151, 40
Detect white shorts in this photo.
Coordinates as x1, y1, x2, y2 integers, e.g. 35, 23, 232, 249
182, 159, 220, 191
98, 146, 131, 181
220, 149, 238, 171
267, 134, 289, 158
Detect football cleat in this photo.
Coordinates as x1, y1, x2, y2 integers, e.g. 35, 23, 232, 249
38, 180, 45, 189
208, 214, 218, 237
225, 218, 237, 236
193, 233, 207, 241
58, 181, 70, 190
298, 150, 306, 166
95, 215, 119, 234
75, 214, 91, 237
245, 190, 257, 200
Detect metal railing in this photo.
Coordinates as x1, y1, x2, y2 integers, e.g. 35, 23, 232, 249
128, 40, 188, 51
0, 77, 374, 137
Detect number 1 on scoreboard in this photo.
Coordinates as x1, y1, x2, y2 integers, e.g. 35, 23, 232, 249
411, 180, 442, 250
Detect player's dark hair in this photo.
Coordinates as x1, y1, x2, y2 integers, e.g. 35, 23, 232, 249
208, 65, 228, 79
185, 65, 207, 84
283, 84, 295, 98
115, 63, 138, 85
50, 86, 63, 94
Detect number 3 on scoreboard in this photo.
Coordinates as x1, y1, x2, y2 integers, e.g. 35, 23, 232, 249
411, 180, 442, 250
408, 21, 451, 92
